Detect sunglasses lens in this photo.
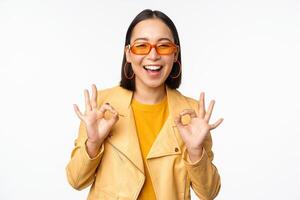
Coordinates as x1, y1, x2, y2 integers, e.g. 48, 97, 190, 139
131, 43, 151, 55
156, 43, 176, 55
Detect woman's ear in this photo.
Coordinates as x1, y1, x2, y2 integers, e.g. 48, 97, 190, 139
125, 46, 131, 63
174, 51, 179, 62
174, 54, 178, 62
174, 46, 180, 61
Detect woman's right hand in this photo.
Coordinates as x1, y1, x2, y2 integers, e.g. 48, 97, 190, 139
73, 84, 119, 148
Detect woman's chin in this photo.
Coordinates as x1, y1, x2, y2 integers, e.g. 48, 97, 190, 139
140, 80, 165, 89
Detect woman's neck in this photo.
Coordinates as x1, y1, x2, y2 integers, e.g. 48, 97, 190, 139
133, 83, 166, 105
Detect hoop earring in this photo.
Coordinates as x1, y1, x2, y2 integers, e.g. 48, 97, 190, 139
170, 60, 182, 79
123, 62, 135, 80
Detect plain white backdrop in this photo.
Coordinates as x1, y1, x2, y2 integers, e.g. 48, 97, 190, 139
0, 0, 299, 199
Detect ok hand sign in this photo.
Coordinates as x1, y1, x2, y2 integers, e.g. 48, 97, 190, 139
73, 84, 119, 146
174, 92, 223, 162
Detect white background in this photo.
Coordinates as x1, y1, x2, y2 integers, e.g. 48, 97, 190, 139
0, 0, 300, 199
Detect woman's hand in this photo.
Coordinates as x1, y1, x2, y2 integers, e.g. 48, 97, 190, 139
73, 84, 119, 157
174, 92, 223, 162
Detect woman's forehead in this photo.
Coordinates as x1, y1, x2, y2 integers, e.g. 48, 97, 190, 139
130, 19, 174, 43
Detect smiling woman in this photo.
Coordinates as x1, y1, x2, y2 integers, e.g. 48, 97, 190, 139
66, 9, 223, 200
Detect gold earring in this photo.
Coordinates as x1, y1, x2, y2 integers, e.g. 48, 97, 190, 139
170, 61, 182, 79
123, 62, 135, 79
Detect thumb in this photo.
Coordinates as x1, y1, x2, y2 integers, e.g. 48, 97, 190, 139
174, 115, 184, 129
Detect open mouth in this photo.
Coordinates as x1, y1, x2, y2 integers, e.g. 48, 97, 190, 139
143, 65, 163, 72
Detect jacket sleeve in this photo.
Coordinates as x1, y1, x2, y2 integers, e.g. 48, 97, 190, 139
65, 120, 105, 190
182, 133, 221, 200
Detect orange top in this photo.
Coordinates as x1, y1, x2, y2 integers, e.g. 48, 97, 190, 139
131, 95, 169, 199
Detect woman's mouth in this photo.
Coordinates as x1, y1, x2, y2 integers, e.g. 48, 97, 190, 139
143, 65, 163, 77
143, 65, 162, 71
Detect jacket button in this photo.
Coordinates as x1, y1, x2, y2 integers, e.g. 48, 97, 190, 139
175, 147, 179, 152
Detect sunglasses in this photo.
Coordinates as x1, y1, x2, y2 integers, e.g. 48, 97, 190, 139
127, 42, 178, 55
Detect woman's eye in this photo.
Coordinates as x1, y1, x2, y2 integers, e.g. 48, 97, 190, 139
158, 44, 171, 49
135, 44, 148, 48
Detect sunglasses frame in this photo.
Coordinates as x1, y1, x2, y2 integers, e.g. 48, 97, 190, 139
126, 42, 179, 55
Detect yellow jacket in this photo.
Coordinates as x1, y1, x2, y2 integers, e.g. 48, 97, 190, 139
66, 86, 221, 200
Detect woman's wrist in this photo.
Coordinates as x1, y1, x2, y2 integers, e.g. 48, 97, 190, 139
187, 146, 203, 163
86, 139, 103, 158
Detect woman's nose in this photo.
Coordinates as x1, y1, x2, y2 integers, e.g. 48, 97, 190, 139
147, 47, 160, 60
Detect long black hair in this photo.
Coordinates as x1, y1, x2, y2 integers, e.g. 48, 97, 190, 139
120, 9, 182, 91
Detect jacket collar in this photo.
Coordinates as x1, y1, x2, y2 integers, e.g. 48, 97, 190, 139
104, 86, 193, 174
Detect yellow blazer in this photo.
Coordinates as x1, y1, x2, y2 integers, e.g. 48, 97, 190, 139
66, 86, 220, 200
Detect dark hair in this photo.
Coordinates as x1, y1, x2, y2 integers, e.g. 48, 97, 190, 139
120, 9, 182, 91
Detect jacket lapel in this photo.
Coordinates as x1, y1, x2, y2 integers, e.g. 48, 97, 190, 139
102, 87, 145, 174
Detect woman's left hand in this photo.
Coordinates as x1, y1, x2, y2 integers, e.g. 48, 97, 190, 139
174, 92, 223, 162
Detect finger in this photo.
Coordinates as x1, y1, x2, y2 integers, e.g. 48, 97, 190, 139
73, 104, 84, 121
198, 92, 205, 118
84, 89, 92, 111
179, 109, 197, 118
98, 103, 118, 119
179, 109, 196, 125
210, 118, 224, 130
110, 110, 119, 122
204, 100, 215, 122
91, 84, 97, 109
99, 103, 116, 113
174, 115, 181, 125
174, 115, 184, 127
174, 115, 190, 141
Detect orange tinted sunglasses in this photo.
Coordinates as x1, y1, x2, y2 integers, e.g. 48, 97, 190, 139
127, 42, 178, 55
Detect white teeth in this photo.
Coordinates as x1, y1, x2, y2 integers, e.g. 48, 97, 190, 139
144, 65, 162, 70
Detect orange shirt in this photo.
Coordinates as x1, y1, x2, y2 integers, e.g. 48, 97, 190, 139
131, 95, 169, 200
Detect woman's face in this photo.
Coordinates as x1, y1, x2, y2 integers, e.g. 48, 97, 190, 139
125, 18, 178, 90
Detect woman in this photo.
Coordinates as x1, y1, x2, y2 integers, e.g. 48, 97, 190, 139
66, 9, 223, 200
